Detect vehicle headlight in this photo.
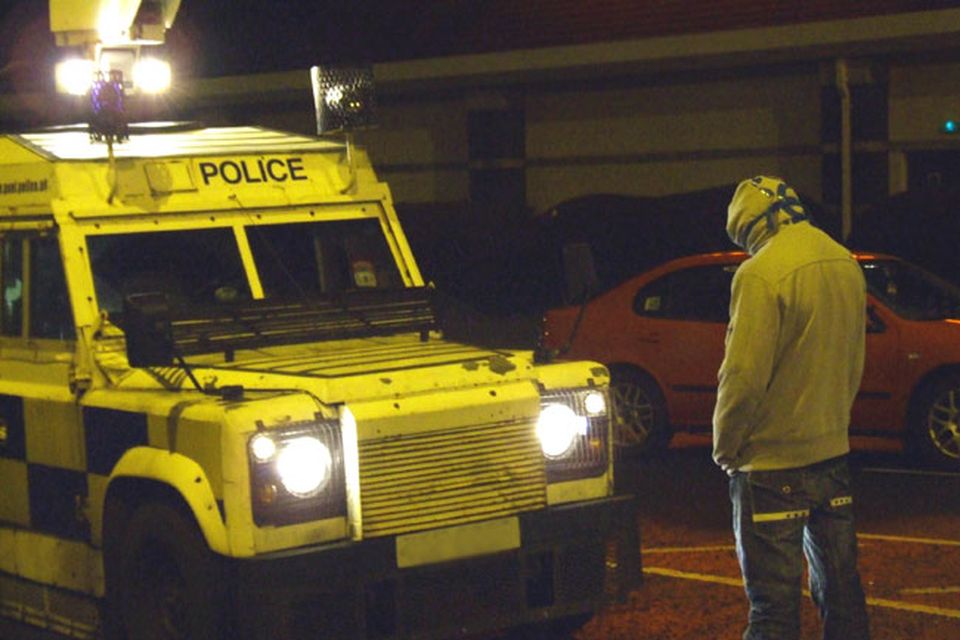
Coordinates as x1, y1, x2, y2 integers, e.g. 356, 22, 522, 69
537, 404, 587, 459
248, 418, 346, 526
539, 388, 611, 482
250, 433, 277, 462
583, 390, 607, 415
276, 436, 333, 497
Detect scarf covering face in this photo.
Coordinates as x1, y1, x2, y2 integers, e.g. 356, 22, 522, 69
726, 176, 808, 254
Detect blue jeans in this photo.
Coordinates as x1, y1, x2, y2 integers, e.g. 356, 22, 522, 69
729, 456, 870, 640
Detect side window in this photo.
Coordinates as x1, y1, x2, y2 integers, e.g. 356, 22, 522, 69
632, 264, 737, 323
1, 237, 23, 337
29, 235, 75, 341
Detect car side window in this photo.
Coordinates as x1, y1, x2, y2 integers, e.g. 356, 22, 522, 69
632, 264, 737, 323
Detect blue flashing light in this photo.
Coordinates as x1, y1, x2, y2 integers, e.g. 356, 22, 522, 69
89, 70, 129, 144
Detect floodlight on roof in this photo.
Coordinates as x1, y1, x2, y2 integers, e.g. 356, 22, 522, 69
56, 58, 97, 96
310, 65, 376, 136
133, 57, 172, 94
54, 48, 172, 96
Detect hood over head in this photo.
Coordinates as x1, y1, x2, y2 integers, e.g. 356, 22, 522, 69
727, 176, 809, 254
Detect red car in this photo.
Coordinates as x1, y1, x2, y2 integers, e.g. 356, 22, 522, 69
542, 251, 960, 468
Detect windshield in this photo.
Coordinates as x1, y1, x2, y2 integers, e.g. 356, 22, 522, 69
246, 218, 402, 298
861, 259, 960, 321
87, 218, 405, 317
88, 227, 251, 316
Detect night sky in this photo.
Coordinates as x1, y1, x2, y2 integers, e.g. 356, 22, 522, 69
4, 1, 958, 94
167, 0, 466, 74
0, 1, 478, 93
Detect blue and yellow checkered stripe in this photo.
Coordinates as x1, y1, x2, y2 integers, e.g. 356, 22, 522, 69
0, 393, 148, 543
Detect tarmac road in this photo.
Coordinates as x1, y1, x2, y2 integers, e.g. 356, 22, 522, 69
573, 442, 960, 640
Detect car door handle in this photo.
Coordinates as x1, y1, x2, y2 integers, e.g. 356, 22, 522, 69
639, 332, 660, 343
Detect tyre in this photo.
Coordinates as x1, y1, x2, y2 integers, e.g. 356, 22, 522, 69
104, 501, 225, 640
608, 366, 671, 454
908, 374, 960, 469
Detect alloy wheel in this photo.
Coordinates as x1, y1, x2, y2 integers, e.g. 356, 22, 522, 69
927, 386, 960, 461
611, 381, 657, 448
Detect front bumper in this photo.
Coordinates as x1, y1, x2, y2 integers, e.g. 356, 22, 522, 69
226, 495, 640, 640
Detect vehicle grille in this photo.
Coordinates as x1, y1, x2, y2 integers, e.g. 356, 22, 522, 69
358, 416, 546, 538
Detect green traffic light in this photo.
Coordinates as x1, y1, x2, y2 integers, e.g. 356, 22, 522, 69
943, 119, 958, 134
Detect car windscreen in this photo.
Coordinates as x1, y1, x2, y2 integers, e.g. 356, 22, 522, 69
245, 218, 402, 299
88, 227, 251, 316
861, 259, 960, 321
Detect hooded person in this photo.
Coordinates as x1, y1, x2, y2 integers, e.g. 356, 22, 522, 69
726, 175, 810, 255
714, 175, 865, 470
714, 176, 870, 640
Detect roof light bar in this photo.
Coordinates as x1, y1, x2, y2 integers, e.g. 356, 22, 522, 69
54, 50, 172, 96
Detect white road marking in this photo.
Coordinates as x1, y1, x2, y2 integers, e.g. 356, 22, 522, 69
643, 544, 736, 554
644, 534, 960, 553
644, 567, 960, 619
859, 533, 960, 547
866, 596, 960, 619
644, 566, 742, 587
900, 586, 960, 595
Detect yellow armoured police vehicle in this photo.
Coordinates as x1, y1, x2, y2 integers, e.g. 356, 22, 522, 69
0, 5, 639, 637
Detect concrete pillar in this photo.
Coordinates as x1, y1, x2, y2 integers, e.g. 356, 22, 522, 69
820, 59, 889, 243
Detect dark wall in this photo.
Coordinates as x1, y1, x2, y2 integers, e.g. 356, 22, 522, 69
849, 186, 960, 284
399, 185, 740, 317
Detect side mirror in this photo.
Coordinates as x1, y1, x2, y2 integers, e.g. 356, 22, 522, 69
562, 242, 599, 305
122, 292, 175, 367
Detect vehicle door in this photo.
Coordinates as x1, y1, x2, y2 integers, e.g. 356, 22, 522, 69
850, 297, 903, 434
0, 230, 88, 543
628, 262, 738, 429
853, 259, 916, 435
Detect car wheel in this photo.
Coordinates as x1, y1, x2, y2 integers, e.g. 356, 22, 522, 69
107, 502, 224, 640
909, 374, 960, 469
609, 367, 671, 454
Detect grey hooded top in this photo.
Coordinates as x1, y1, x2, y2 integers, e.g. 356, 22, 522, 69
712, 176, 867, 472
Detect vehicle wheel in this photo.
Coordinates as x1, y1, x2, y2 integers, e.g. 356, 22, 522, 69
909, 374, 960, 469
609, 366, 671, 455
105, 501, 225, 640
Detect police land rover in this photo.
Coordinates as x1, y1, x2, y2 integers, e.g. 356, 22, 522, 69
0, 4, 639, 639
